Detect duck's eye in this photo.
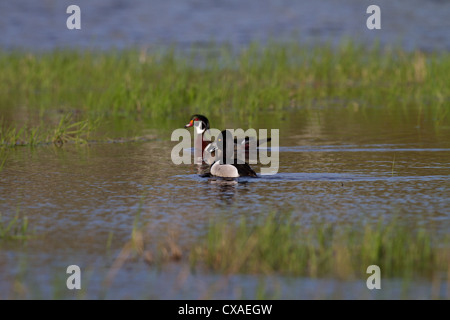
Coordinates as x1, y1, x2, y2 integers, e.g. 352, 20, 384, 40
218, 138, 221, 142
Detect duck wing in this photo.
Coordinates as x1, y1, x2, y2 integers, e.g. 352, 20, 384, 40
234, 163, 257, 177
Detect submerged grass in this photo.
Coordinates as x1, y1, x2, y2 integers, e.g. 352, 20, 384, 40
183, 214, 448, 280
51, 114, 98, 147
119, 213, 448, 281
0, 42, 449, 144
0, 212, 30, 241
0, 114, 97, 148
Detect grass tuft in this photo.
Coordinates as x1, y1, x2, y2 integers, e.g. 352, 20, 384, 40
188, 214, 448, 279
0, 114, 98, 148
0, 212, 31, 241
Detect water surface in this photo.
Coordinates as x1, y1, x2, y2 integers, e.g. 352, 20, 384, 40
1, 110, 448, 299
1, 0, 450, 51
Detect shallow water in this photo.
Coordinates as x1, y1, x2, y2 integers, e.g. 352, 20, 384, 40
0, 110, 449, 299
1, 0, 449, 300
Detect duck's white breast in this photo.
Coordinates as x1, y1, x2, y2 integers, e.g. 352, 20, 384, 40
211, 162, 239, 178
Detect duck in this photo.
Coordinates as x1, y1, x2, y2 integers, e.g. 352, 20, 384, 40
184, 114, 211, 153
206, 130, 257, 178
184, 114, 272, 162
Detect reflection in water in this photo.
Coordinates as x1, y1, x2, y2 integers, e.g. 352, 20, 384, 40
192, 161, 239, 203
208, 178, 238, 204
195, 163, 211, 176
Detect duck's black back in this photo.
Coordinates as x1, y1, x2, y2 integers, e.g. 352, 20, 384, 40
234, 163, 257, 177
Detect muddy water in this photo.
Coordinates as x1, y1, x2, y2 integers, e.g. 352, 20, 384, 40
0, 109, 449, 299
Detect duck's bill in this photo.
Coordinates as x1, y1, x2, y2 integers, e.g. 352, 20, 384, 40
184, 120, 194, 128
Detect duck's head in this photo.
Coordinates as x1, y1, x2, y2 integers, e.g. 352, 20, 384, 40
185, 114, 210, 134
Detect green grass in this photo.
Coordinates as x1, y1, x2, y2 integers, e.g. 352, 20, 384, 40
0, 114, 97, 148
51, 114, 97, 147
184, 214, 448, 280
0, 150, 7, 171
3, 213, 448, 299
0, 212, 30, 241
0, 42, 449, 147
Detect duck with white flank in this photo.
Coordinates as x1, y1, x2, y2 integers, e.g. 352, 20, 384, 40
206, 130, 257, 178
